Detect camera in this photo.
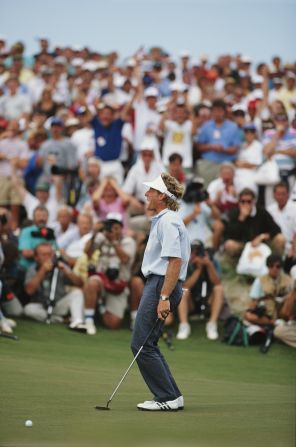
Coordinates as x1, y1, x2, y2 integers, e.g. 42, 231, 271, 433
51, 165, 79, 176
31, 227, 55, 240
183, 178, 208, 203
0, 214, 8, 226
191, 240, 205, 257
105, 259, 120, 281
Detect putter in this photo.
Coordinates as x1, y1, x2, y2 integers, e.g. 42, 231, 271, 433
0, 331, 19, 341
95, 318, 160, 411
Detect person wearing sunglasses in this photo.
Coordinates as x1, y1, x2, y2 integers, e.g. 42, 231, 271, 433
223, 188, 285, 257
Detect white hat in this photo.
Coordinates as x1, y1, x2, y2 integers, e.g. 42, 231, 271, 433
287, 71, 296, 80
232, 104, 247, 113
140, 137, 156, 152
180, 50, 190, 58
105, 212, 123, 224
169, 81, 186, 92
252, 74, 264, 84
143, 175, 177, 200
241, 55, 252, 64
144, 86, 158, 97
65, 118, 79, 127
71, 58, 84, 67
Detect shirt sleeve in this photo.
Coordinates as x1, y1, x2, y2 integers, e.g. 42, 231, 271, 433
197, 123, 208, 144
160, 219, 182, 259
250, 278, 264, 300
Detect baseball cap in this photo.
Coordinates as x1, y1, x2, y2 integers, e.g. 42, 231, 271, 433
144, 86, 158, 97
251, 74, 264, 84
65, 118, 79, 127
50, 117, 64, 126
105, 212, 123, 225
243, 123, 257, 132
140, 137, 156, 152
143, 175, 177, 200
287, 71, 296, 80
35, 180, 50, 192
232, 104, 247, 114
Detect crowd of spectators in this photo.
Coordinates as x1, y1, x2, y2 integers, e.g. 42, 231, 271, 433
0, 37, 295, 347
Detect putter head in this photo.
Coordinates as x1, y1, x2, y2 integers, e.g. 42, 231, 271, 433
95, 405, 110, 411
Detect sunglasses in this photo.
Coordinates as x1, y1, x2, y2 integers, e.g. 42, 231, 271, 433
239, 199, 253, 204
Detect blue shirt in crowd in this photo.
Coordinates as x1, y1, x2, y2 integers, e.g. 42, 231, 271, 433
142, 209, 191, 282
197, 119, 241, 163
91, 116, 125, 161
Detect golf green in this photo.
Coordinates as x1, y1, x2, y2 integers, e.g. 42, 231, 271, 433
0, 320, 295, 447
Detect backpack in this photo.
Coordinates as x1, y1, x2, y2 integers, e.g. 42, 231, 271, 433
223, 316, 249, 347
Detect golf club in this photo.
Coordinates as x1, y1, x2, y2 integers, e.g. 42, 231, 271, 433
0, 331, 19, 341
95, 317, 160, 411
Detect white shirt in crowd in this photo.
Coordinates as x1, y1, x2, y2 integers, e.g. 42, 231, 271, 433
23, 192, 59, 228
123, 158, 165, 202
133, 100, 160, 151
267, 200, 296, 253
162, 120, 193, 168
235, 139, 263, 190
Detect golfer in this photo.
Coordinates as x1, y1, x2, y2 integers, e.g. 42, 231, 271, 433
131, 173, 190, 411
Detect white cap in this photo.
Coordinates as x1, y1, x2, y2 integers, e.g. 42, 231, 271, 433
180, 50, 190, 58
71, 57, 84, 67
143, 175, 177, 200
232, 104, 247, 113
65, 118, 79, 127
287, 71, 296, 80
144, 86, 158, 97
169, 81, 186, 92
140, 137, 156, 152
252, 74, 264, 84
105, 212, 123, 223
241, 55, 252, 64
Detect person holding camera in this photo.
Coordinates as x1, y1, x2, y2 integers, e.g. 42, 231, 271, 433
175, 240, 224, 341
178, 177, 222, 251
23, 242, 85, 329
244, 254, 293, 327
83, 212, 136, 334
18, 205, 57, 271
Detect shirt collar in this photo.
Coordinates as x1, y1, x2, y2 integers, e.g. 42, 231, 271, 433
151, 208, 169, 222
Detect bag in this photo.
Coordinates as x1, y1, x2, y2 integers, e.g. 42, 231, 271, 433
254, 159, 280, 186
236, 242, 271, 277
97, 272, 127, 295
223, 316, 249, 347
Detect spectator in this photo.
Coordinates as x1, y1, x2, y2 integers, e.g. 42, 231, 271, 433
167, 153, 186, 184
263, 112, 296, 188
123, 137, 164, 212
267, 182, 296, 255
37, 116, 78, 183
174, 240, 224, 340
76, 157, 101, 211
274, 276, 296, 348
159, 102, 196, 173
24, 242, 85, 330
0, 76, 31, 120
91, 100, 134, 184
197, 98, 241, 186
207, 162, 244, 215
83, 213, 136, 333
18, 205, 57, 271
34, 87, 59, 119
178, 177, 222, 250
278, 72, 296, 112
83, 176, 135, 231
61, 212, 94, 267
234, 123, 263, 188
244, 254, 293, 326
223, 188, 285, 257
0, 119, 30, 227
52, 206, 78, 250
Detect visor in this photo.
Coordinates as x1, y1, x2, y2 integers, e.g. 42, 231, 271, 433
143, 175, 177, 200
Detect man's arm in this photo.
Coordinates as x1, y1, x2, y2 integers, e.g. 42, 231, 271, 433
157, 257, 182, 320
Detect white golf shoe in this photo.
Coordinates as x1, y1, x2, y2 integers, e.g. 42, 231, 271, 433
85, 319, 97, 335
137, 396, 184, 411
206, 321, 218, 340
176, 322, 191, 340
137, 396, 183, 411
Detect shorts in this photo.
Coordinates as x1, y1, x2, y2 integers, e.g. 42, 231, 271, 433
105, 289, 129, 319
0, 177, 23, 205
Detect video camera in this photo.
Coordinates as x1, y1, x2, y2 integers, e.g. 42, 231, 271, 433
51, 165, 79, 176
31, 227, 55, 240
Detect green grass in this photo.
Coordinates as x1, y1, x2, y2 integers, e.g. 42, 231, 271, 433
0, 320, 295, 447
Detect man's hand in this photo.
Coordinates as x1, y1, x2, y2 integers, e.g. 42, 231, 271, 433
157, 299, 170, 321
251, 233, 270, 247
41, 261, 54, 274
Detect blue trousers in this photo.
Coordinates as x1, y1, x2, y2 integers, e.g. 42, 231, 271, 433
131, 274, 183, 402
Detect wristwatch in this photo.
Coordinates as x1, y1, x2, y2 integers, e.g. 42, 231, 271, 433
159, 295, 169, 301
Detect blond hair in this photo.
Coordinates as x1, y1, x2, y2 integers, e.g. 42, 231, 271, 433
161, 173, 184, 211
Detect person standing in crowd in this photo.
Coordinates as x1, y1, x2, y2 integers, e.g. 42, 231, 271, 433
132, 173, 190, 411
197, 99, 241, 187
